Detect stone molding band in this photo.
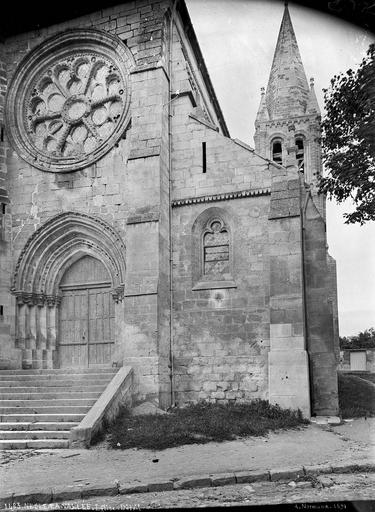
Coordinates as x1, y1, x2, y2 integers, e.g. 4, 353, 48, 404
14, 285, 125, 306
172, 188, 271, 207
14, 291, 62, 307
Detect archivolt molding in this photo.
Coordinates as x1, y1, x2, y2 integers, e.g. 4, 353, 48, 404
12, 211, 126, 304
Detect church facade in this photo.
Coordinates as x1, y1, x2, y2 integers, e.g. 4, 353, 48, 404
0, 0, 339, 418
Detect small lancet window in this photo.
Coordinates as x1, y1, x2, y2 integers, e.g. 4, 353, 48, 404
272, 140, 283, 164
295, 137, 304, 171
203, 220, 229, 277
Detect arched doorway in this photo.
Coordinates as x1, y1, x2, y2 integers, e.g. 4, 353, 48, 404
12, 212, 126, 369
58, 255, 115, 368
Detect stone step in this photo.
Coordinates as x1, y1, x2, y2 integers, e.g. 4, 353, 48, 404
0, 391, 101, 400
0, 385, 106, 393
0, 405, 91, 415
0, 398, 96, 408
0, 367, 120, 449
0, 368, 116, 375
0, 422, 78, 431
0, 374, 115, 382
0, 378, 113, 387
0, 413, 85, 423
0, 430, 71, 440
0, 439, 69, 449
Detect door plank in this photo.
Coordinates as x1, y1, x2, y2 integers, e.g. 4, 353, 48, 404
58, 256, 115, 368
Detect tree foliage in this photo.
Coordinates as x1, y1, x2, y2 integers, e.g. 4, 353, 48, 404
340, 327, 375, 350
319, 43, 375, 224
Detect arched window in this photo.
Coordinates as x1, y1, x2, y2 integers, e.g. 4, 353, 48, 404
203, 219, 229, 277
191, 207, 236, 290
295, 137, 304, 171
272, 139, 283, 164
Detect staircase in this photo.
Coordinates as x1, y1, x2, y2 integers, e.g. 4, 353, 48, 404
0, 367, 117, 449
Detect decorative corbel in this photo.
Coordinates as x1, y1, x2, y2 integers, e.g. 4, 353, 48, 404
111, 284, 125, 303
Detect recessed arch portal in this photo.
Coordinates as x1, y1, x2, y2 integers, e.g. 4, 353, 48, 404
12, 212, 126, 369
12, 211, 126, 301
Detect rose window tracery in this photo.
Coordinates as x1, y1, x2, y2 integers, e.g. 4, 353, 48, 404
6, 29, 133, 172
28, 56, 124, 157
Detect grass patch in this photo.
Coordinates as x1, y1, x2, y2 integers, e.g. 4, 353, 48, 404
107, 399, 308, 451
338, 372, 375, 418
351, 372, 375, 385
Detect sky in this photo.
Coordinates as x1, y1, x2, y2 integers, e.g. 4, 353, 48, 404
186, 0, 375, 336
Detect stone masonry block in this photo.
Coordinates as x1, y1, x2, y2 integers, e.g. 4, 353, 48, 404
119, 483, 149, 494
270, 467, 304, 481
234, 470, 270, 483
147, 481, 174, 492
210, 473, 236, 487
81, 483, 118, 498
174, 476, 212, 490
270, 323, 292, 338
303, 464, 333, 476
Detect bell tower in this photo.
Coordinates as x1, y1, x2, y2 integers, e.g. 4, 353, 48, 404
254, 2, 324, 217
258, 3, 339, 417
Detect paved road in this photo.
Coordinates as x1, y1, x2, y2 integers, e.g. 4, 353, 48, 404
46, 473, 375, 509
2, 418, 374, 499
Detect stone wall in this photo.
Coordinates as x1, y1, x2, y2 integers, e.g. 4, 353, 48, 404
267, 149, 310, 418
303, 193, 339, 416
169, 20, 273, 403
3, 0, 172, 401
172, 196, 271, 404
339, 350, 375, 373
1, 0, 341, 415
0, 47, 21, 369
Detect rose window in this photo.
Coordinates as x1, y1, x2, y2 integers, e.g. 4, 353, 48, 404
29, 56, 124, 157
6, 30, 132, 172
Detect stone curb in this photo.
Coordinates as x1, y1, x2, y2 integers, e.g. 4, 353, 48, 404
1, 461, 374, 508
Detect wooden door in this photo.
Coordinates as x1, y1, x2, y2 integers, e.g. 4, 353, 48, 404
59, 289, 89, 368
58, 256, 115, 368
88, 287, 115, 366
350, 351, 366, 371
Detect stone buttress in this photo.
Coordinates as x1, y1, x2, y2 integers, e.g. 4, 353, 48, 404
255, 3, 339, 415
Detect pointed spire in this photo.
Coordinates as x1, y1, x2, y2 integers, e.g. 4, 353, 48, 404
306, 77, 321, 114
265, 3, 310, 120
255, 87, 269, 124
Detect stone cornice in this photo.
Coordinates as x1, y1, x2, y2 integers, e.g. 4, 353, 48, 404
255, 114, 321, 130
172, 188, 271, 207
127, 213, 159, 224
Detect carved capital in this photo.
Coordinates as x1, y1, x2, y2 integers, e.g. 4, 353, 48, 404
23, 292, 35, 306
14, 290, 26, 305
35, 293, 46, 307
111, 284, 125, 303
46, 295, 62, 308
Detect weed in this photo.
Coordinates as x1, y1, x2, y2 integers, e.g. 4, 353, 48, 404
107, 399, 308, 451
338, 372, 375, 418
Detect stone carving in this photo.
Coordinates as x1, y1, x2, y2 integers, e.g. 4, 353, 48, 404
191, 207, 236, 291
171, 188, 271, 207
111, 285, 125, 303
12, 211, 126, 301
203, 220, 229, 277
14, 291, 62, 307
5, 29, 133, 172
